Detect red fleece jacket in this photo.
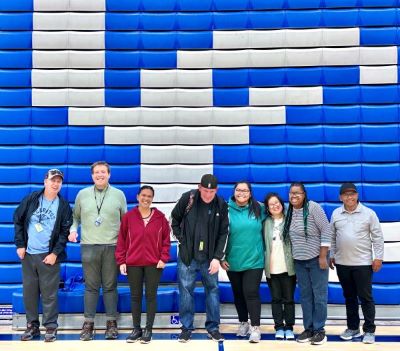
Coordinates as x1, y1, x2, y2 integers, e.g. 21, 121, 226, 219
115, 207, 171, 266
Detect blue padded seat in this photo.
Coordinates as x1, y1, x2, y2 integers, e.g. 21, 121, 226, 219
360, 27, 397, 46
219, 282, 272, 303
286, 106, 323, 124
324, 164, 362, 182
324, 203, 339, 219
368, 203, 400, 221
105, 89, 141, 107
360, 0, 398, 8
62, 263, 82, 282
324, 125, 361, 143
287, 145, 323, 163
361, 124, 399, 143
323, 105, 360, 124
304, 183, 325, 202
0, 224, 14, 243
68, 127, 104, 145
106, 0, 141, 11
0, 69, 31, 88
141, 32, 176, 50
322, 0, 357, 8
248, 11, 286, 29
321, 9, 358, 27
0, 51, 32, 69
0, 244, 19, 262
324, 86, 360, 105
0, 89, 31, 106
143, 51, 177, 68
214, 145, 250, 164
106, 14, 140, 30
0, 185, 30, 203
170, 241, 177, 261
324, 144, 361, 163
253, 184, 289, 202
177, 31, 213, 49
213, 88, 249, 107
105, 32, 141, 50
287, 164, 324, 182
67, 166, 95, 184
0, 13, 32, 30
141, 0, 177, 11
67, 185, 83, 202
250, 126, 286, 144
176, 13, 213, 30
213, 12, 249, 30
106, 51, 140, 68
0, 284, 22, 304
0, 205, 17, 223
214, 165, 250, 183
373, 263, 400, 283
213, 69, 249, 88
361, 105, 399, 123
362, 183, 400, 202
362, 144, 399, 162
0, 167, 30, 183
286, 0, 322, 9
359, 8, 397, 26
286, 68, 322, 86
322, 67, 359, 86
249, 68, 285, 87
66, 243, 81, 262
362, 163, 400, 182
250, 164, 287, 182
250, 0, 285, 10
117, 185, 140, 202
105, 70, 140, 88
68, 146, 105, 164
0, 146, 30, 163
285, 10, 322, 28
0, 264, 22, 283
32, 107, 68, 125
31, 127, 67, 145
0, 32, 31, 49
249, 145, 287, 163
286, 126, 323, 143
68, 165, 137, 184
140, 13, 176, 30
104, 145, 141, 164
31, 146, 68, 164
215, 184, 232, 201
177, 0, 213, 11
0, 107, 31, 125
361, 86, 399, 104
214, 0, 249, 11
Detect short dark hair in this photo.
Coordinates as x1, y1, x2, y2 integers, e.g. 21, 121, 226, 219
91, 161, 110, 174
263, 192, 285, 216
137, 185, 155, 196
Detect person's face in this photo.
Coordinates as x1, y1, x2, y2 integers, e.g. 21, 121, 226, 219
92, 165, 110, 189
268, 196, 283, 217
289, 185, 306, 209
340, 191, 358, 211
137, 189, 154, 209
234, 183, 251, 206
198, 185, 217, 204
44, 176, 63, 196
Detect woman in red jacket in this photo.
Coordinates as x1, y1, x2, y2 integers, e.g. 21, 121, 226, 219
115, 185, 170, 344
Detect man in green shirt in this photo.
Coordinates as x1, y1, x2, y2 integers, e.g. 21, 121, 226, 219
69, 161, 127, 341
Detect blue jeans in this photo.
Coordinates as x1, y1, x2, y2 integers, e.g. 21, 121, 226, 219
294, 257, 329, 333
178, 258, 220, 332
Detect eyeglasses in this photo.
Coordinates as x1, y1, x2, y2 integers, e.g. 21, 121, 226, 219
235, 189, 250, 194
289, 192, 304, 197
342, 192, 357, 198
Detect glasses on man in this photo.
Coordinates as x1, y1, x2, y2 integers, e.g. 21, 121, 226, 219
342, 192, 357, 198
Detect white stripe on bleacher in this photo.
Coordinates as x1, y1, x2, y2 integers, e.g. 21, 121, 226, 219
104, 126, 249, 144
250, 87, 323, 106
141, 165, 213, 183
32, 70, 105, 88
33, 13, 105, 30
141, 69, 213, 88
147, 184, 195, 203
32, 31, 105, 50
32, 89, 104, 106
360, 66, 398, 85
34, 0, 105, 11
383, 242, 400, 262
381, 223, 400, 242
141, 146, 213, 164
213, 28, 360, 49
68, 107, 285, 125
141, 89, 213, 107
177, 47, 398, 68
33, 51, 105, 68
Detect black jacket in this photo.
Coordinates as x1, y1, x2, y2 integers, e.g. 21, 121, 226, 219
14, 189, 73, 262
171, 190, 229, 266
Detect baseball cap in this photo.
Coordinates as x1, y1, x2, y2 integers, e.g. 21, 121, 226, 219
45, 168, 64, 180
340, 182, 357, 194
200, 174, 218, 189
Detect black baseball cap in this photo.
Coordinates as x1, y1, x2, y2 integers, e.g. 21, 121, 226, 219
340, 182, 357, 195
200, 174, 218, 189
45, 168, 64, 180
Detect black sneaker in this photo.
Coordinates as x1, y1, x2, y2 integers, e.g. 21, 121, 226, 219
297, 329, 313, 343
178, 329, 192, 343
21, 324, 40, 341
207, 330, 224, 342
80, 321, 95, 341
44, 328, 57, 342
126, 328, 142, 343
140, 328, 152, 344
105, 320, 118, 340
311, 331, 327, 345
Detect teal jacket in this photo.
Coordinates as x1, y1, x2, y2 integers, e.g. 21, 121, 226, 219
225, 198, 266, 271
263, 215, 295, 279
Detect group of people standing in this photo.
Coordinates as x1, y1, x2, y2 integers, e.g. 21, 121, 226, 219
14, 163, 384, 346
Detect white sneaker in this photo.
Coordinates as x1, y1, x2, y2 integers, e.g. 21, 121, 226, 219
249, 326, 261, 343
236, 321, 250, 337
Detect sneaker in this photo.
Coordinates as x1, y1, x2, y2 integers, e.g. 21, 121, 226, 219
140, 328, 152, 344
340, 328, 361, 341
237, 321, 250, 337
311, 331, 327, 345
297, 329, 313, 343
249, 326, 261, 343
207, 330, 224, 342
21, 324, 40, 341
44, 328, 57, 342
275, 329, 285, 340
285, 329, 295, 340
80, 321, 95, 341
178, 329, 192, 343
105, 320, 118, 340
363, 332, 375, 344
126, 328, 142, 343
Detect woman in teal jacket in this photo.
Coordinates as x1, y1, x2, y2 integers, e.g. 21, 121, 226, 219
221, 181, 265, 343
263, 192, 296, 340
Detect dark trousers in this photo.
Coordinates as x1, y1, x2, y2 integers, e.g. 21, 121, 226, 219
227, 268, 263, 326
127, 265, 162, 329
267, 273, 296, 331
22, 253, 60, 329
336, 264, 376, 333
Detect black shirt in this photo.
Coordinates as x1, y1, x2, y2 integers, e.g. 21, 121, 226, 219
193, 199, 211, 262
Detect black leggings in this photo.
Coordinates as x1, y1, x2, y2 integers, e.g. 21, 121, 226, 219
227, 268, 263, 326
127, 265, 162, 329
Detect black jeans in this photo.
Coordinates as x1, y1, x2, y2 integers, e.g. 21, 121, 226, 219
336, 264, 376, 333
227, 268, 263, 326
267, 273, 296, 331
127, 265, 162, 329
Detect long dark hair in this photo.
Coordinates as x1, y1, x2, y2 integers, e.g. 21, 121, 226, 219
263, 192, 285, 217
282, 182, 309, 243
137, 185, 155, 197
231, 181, 261, 219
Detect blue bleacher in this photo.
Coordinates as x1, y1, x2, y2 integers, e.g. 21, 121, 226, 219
361, 28, 397, 46
250, 145, 287, 163
213, 88, 249, 106
0, 224, 14, 243
285, 10, 322, 28
31, 146, 68, 164
176, 13, 213, 30
362, 163, 400, 182
0, 107, 31, 125
105, 89, 141, 107
214, 165, 250, 183
213, 145, 250, 164
0, 89, 31, 107
248, 11, 286, 29
324, 164, 362, 182
0, 185, 31, 203
286, 125, 324, 143
324, 144, 362, 163
0, 70, 31, 88
0, 0, 32, 11
287, 145, 324, 163
287, 164, 325, 182
68, 127, 104, 145
213, 12, 249, 30
359, 9, 397, 26
324, 125, 361, 143
286, 106, 323, 124
250, 165, 288, 182
361, 105, 399, 123
322, 9, 358, 27
362, 144, 399, 162
32, 107, 68, 125
105, 70, 140, 88
0, 51, 32, 69
362, 183, 400, 202
0, 13, 32, 30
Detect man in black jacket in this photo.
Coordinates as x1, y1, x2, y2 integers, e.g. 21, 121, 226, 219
171, 174, 229, 343
14, 169, 72, 342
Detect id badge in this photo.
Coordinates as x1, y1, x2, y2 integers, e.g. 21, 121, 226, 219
35, 223, 43, 232
199, 241, 204, 251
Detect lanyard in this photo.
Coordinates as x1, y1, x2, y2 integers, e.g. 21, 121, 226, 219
38, 195, 55, 224
94, 186, 109, 215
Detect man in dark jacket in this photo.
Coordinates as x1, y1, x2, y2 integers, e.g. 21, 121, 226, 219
171, 174, 229, 343
14, 169, 72, 342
